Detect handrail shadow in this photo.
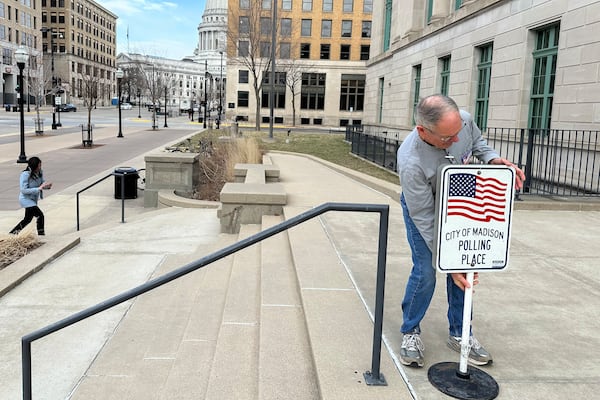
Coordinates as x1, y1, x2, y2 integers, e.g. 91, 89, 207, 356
22, 202, 390, 399
76, 168, 146, 231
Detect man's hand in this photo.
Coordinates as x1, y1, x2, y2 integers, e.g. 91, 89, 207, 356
489, 158, 526, 190
450, 272, 479, 291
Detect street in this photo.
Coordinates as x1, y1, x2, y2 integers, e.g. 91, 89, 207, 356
0, 105, 191, 144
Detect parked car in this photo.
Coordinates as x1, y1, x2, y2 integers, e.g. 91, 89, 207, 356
59, 103, 77, 112
120, 102, 133, 110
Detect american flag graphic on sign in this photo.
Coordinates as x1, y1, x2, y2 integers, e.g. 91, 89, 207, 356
447, 173, 507, 222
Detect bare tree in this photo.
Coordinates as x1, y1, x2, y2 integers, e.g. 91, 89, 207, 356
81, 73, 101, 135
228, 0, 279, 131
278, 59, 312, 127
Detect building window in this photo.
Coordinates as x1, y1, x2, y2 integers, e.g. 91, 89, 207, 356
475, 43, 493, 130
340, 44, 350, 60
339, 74, 365, 111
427, 0, 434, 23
237, 91, 249, 107
280, 42, 291, 59
529, 23, 560, 130
439, 55, 451, 95
260, 41, 271, 57
239, 70, 249, 84
300, 43, 310, 58
239, 40, 249, 56
261, 17, 271, 35
343, 0, 353, 12
239, 0, 250, 9
412, 65, 422, 125
383, 0, 392, 51
362, 21, 371, 38
262, 0, 271, 9
262, 72, 286, 109
281, 18, 292, 36
320, 44, 330, 59
455, 0, 462, 10
364, 0, 373, 13
360, 45, 370, 60
321, 20, 332, 37
282, 0, 292, 10
377, 77, 384, 124
239, 16, 249, 34
301, 73, 326, 110
341, 20, 352, 37
301, 19, 312, 36
302, 0, 312, 11
323, 0, 333, 12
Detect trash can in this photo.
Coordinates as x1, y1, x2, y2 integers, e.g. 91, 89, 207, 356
114, 167, 139, 199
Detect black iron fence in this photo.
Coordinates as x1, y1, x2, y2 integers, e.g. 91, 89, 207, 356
347, 125, 600, 197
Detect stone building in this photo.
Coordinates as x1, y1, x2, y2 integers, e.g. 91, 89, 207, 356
365, 0, 600, 133
1, 0, 42, 107
184, 0, 228, 114
226, 0, 373, 127
117, 52, 208, 115
40, 0, 117, 107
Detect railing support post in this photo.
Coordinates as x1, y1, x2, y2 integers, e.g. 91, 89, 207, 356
22, 339, 32, 400
364, 206, 389, 386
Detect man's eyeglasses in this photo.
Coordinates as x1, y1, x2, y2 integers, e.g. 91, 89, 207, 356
423, 120, 466, 143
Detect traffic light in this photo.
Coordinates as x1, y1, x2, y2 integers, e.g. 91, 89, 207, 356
15, 84, 20, 93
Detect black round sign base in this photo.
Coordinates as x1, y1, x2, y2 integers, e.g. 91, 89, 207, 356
428, 362, 499, 400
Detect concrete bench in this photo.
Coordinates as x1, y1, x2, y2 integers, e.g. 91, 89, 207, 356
233, 163, 280, 183
218, 158, 286, 233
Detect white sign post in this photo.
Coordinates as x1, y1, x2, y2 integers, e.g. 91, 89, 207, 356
428, 164, 515, 400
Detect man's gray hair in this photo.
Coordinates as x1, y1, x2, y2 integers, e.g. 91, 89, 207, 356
415, 94, 459, 129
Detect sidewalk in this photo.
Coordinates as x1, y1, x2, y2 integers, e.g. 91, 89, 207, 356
0, 127, 599, 399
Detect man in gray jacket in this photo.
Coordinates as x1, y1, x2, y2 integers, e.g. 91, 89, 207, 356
396, 94, 524, 368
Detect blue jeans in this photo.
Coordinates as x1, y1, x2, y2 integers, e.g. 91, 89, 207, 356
400, 194, 467, 337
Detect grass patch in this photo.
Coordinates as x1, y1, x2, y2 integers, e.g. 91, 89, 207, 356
252, 131, 399, 184
182, 129, 399, 185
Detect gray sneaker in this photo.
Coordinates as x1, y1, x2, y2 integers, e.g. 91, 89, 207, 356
400, 333, 425, 368
447, 335, 493, 366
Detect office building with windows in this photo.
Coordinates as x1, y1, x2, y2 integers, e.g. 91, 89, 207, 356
365, 0, 600, 133
226, 0, 373, 127
41, 0, 117, 107
1, 0, 42, 107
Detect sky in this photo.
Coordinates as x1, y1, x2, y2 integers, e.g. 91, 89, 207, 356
96, 0, 207, 60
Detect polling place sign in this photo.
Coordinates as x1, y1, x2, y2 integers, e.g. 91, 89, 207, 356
433, 165, 515, 273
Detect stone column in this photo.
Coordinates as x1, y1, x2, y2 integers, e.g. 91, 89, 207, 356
401, 0, 424, 38
431, 0, 450, 21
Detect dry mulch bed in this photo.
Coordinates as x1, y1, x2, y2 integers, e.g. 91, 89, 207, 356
0, 225, 43, 270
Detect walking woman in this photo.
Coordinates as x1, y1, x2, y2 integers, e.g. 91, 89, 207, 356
10, 157, 52, 236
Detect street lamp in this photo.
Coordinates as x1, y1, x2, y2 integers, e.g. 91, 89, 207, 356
218, 51, 223, 129
203, 60, 208, 129
137, 88, 141, 118
116, 68, 124, 138
16, 46, 29, 163
41, 27, 58, 130
163, 85, 168, 128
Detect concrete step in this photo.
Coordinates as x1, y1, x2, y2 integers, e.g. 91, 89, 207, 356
70, 232, 238, 399
204, 224, 261, 400
258, 215, 319, 400
284, 206, 411, 400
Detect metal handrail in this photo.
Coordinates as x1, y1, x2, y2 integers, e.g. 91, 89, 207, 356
76, 168, 145, 231
22, 202, 390, 399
